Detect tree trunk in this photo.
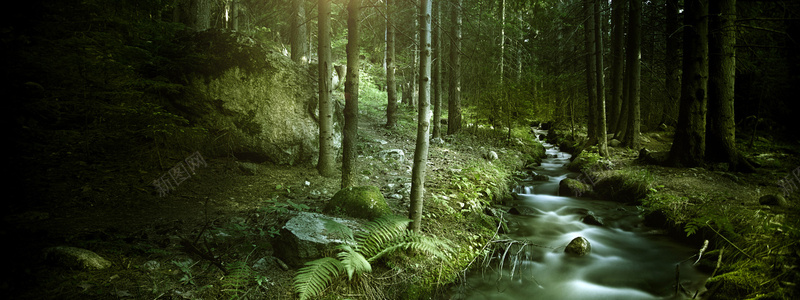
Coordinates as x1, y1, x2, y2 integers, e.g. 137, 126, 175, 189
410, 0, 433, 233
193, 0, 211, 31
432, 0, 442, 139
665, 0, 680, 125
386, 0, 399, 128
584, 0, 598, 146
290, 0, 308, 63
623, 0, 641, 150
609, 0, 625, 134
668, 0, 708, 167
317, 0, 335, 177
594, 0, 609, 156
341, 0, 361, 188
447, 0, 462, 135
500, 0, 506, 86
707, 0, 748, 171
411, 15, 420, 110
231, 0, 239, 31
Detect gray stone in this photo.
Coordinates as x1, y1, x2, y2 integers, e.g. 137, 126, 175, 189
530, 171, 549, 181
564, 237, 591, 256
378, 149, 406, 164
274, 212, 362, 267
581, 212, 604, 226
484, 150, 499, 161
759, 194, 788, 207
44, 246, 112, 270
609, 139, 621, 147
508, 206, 541, 216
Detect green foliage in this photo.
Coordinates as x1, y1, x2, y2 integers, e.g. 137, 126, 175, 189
221, 261, 252, 299
593, 169, 653, 203
292, 215, 452, 300
172, 260, 197, 286
294, 257, 345, 300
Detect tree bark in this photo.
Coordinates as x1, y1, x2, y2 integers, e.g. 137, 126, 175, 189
410, 0, 433, 233
594, 0, 609, 156
500, 0, 506, 86
584, 0, 598, 146
707, 0, 748, 171
623, 0, 641, 150
341, 0, 361, 188
668, 0, 708, 167
193, 0, 211, 31
665, 0, 680, 125
386, 0, 398, 128
290, 0, 308, 63
432, 0, 442, 139
447, 0, 462, 135
609, 0, 625, 134
317, 0, 335, 177
231, 0, 239, 31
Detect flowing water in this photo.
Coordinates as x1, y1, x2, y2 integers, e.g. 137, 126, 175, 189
449, 132, 709, 300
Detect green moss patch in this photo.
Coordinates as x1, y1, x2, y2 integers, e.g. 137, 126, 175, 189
593, 170, 653, 203
324, 186, 392, 220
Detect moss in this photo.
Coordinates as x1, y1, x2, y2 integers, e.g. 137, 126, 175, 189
567, 150, 604, 172
593, 170, 652, 203
705, 269, 760, 299
559, 178, 593, 197
324, 186, 391, 220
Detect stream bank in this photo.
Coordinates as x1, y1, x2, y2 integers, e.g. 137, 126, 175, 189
537, 127, 799, 299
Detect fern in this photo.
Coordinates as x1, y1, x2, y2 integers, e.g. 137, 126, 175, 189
292, 215, 452, 299
337, 244, 372, 280
294, 257, 345, 300
221, 261, 252, 299
355, 215, 413, 258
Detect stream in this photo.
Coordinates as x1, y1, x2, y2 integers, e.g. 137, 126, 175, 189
448, 132, 709, 299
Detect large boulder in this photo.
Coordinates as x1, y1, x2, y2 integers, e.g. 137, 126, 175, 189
759, 194, 788, 207
564, 236, 591, 256
559, 178, 593, 197
179, 30, 342, 165
324, 186, 392, 220
43, 246, 112, 270
274, 212, 361, 267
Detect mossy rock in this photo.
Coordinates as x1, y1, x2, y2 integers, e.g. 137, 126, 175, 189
704, 270, 759, 299
324, 186, 391, 220
44, 246, 112, 270
567, 150, 603, 172
593, 171, 651, 203
559, 178, 593, 197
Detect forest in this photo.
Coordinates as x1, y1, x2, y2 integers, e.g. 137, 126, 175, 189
3, 0, 799, 299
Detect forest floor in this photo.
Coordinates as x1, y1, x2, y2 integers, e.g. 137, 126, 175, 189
5, 95, 800, 299
4, 98, 533, 300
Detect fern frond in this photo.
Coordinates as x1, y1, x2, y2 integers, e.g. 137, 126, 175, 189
323, 218, 354, 242
337, 244, 372, 280
222, 261, 252, 299
293, 257, 344, 300
355, 215, 412, 258
367, 232, 451, 262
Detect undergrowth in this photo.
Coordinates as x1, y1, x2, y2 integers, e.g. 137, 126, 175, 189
292, 215, 452, 300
